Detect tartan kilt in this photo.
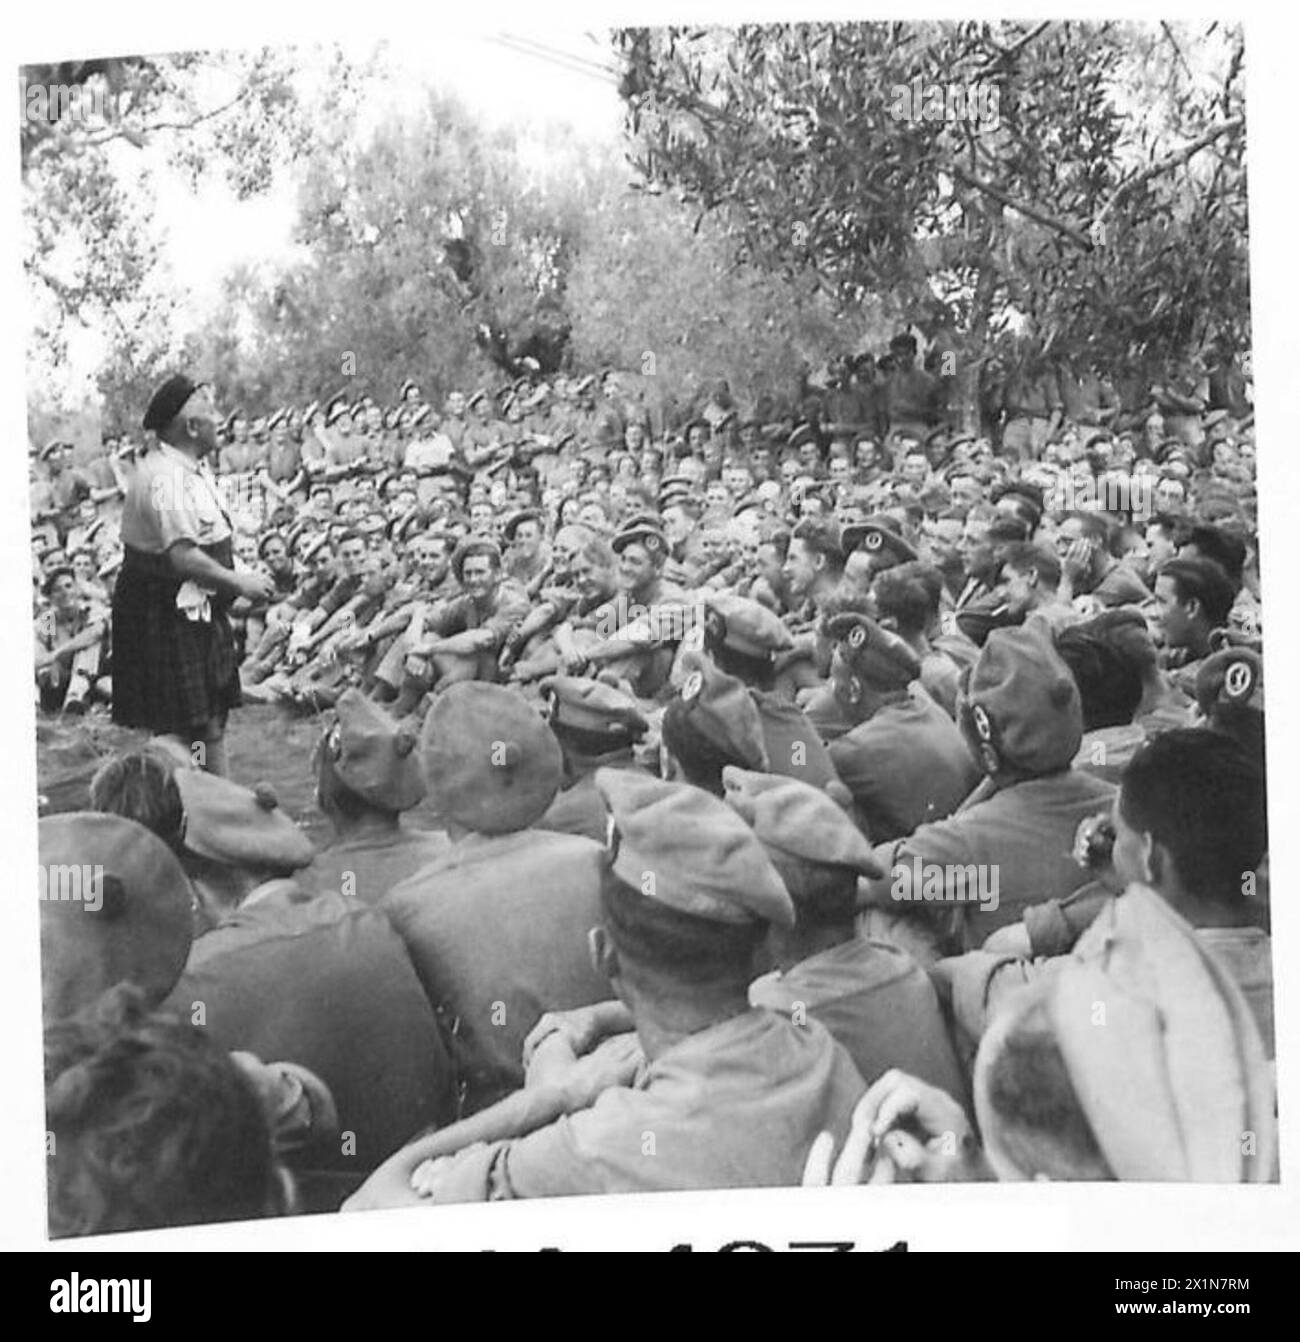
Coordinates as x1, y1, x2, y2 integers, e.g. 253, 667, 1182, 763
111, 546, 241, 737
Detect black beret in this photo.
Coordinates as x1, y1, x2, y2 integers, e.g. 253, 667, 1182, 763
143, 374, 204, 434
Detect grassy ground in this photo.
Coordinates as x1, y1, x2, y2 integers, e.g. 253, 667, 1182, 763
35, 704, 446, 848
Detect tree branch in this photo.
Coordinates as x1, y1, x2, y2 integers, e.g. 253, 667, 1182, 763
949, 164, 1093, 250
1096, 117, 1244, 227
976, 22, 1052, 76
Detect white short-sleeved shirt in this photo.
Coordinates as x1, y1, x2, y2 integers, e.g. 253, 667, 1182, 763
120, 444, 232, 554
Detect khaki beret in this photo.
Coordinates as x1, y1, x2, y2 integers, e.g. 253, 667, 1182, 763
721, 767, 883, 878
826, 613, 921, 691
595, 770, 794, 929
676, 656, 769, 771
503, 508, 544, 541
841, 515, 918, 563
1195, 647, 1263, 715
421, 683, 561, 835
451, 535, 502, 581
175, 772, 315, 872
611, 523, 668, 558
324, 688, 425, 813
40, 813, 195, 1022
540, 675, 648, 739
965, 623, 1082, 774
702, 592, 794, 658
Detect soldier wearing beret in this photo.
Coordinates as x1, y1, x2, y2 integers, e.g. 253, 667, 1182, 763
305, 690, 450, 905
661, 656, 771, 794
697, 591, 842, 790
1194, 645, 1264, 766
41, 804, 341, 1176
840, 514, 919, 580
502, 507, 552, 590
536, 674, 650, 844
582, 523, 688, 699
163, 769, 456, 1196
351, 772, 866, 1206
809, 885, 1274, 1185
389, 536, 530, 715
381, 684, 614, 1116
824, 613, 979, 844
857, 622, 1115, 961
112, 375, 275, 775
30, 438, 99, 544
721, 768, 969, 1105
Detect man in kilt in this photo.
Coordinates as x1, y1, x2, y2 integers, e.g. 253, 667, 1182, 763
112, 375, 275, 775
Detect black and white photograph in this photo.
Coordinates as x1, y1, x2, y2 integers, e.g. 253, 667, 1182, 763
10, 4, 1297, 1265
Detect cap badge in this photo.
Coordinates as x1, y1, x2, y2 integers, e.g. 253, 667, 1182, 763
1223, 660, 1255, 702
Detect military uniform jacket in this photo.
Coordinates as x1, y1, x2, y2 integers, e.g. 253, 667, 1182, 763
426, 1010, 866, 1201
166, 881, 456, 1171
751, 689, 842, 788
381, 829, 613, 1116
536, 752, 642, 845
865, 768, 1117, 952
306, 826, 452, 907
749, 938, 968, 1107
828, 689, 981, 843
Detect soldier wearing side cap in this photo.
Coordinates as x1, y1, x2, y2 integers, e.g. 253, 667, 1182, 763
305, 689, 450, 905
350, 772, 866, 1206
380, 684, 614, 1117
721, 768, 969, 1106
857, 622, 1116, 963
163, 770, 456, 1196
696, 591, 842, 790
536, 675, 650, 844
824, 613, 980, 845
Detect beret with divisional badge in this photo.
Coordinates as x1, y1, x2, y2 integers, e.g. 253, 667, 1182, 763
825, 612, 921, 692
702, 591, 795, 658
540, 674, 649, 739
840, 514, 918, 563
675, 656, 770, 771
964, 622, 1082, 775
611, 522, 668, 557
322, 688, 425, 813
594, 769, 795, 929
1195, 646, 1263, 715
